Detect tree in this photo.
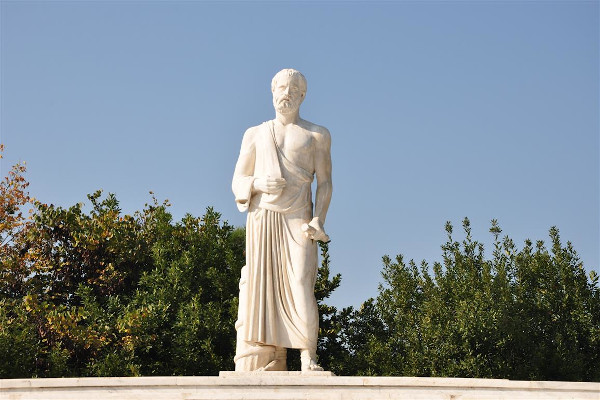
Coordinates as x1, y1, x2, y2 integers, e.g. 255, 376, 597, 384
0, 147, 39, 378
111, 206, 245, 376
314, 241, 345, 371
5, 149, 596, 380
0, 145, 33, 299
0, 152, 248, 377
341, 218, 600, 381
0, 151, 342, 377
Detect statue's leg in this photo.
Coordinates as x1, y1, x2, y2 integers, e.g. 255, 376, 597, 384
300, 348, 324, 371
234, 263, 278, 371
294, 282, 320, 371
289, 214, 322, 371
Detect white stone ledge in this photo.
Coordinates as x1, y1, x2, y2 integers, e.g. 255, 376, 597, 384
1, 374, 598, 400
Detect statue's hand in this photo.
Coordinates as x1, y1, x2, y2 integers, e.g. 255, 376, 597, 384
253, 177, 286, 195
301, 217, 330, 242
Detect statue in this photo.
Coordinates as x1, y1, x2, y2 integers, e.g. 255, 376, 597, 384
232, 69, 332, 372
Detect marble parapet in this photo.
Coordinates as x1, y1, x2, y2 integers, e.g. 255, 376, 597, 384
1, 373, 599, 400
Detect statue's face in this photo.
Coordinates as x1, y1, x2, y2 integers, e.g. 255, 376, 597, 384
272, 75, 305, 114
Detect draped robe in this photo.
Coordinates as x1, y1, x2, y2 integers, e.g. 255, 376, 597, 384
232, 121, 318, 370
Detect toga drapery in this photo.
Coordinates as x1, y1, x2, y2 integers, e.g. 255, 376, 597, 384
232, 121, 318, 370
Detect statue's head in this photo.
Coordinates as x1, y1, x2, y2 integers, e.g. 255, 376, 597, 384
271, 69, 307, 115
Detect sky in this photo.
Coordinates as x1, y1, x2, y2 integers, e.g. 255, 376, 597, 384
1, 0, 598, 309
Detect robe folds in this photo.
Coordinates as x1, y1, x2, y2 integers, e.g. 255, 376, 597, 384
232, 121, 318, 369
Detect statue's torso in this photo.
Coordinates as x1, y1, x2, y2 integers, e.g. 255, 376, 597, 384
273, 120, 318, 176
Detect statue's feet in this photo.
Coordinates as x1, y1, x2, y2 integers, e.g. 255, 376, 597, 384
301, 358, 324, 372
300, 349, 323, 372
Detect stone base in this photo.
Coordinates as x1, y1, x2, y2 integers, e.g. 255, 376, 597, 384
1, 373, 598, 399
219, 371, 335, 377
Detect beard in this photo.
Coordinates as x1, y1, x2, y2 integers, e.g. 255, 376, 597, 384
273, 96, 300, 114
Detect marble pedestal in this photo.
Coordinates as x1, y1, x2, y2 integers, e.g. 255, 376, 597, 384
1, 372, 599, 400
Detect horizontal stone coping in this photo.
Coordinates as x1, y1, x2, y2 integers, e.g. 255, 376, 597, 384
1, 375, 599, 392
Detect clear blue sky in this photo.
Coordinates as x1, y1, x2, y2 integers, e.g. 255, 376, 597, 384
1, 0, 598, 308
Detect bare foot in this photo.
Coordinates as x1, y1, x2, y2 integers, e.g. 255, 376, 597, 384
301, 358, 324, 372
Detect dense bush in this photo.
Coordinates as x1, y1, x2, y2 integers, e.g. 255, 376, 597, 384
1, 153, 598, 380
334, 219, 600, 381
0, 155, 340, 377
0, 153, 246, 376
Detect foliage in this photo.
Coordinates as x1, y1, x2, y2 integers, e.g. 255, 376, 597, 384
0, 145, 33, 300
0, 155, 342, 378
0, 154, 246, 377
112, 207, 245, 376
314, 241, 346, 371
338, 218, 600, 381
2, 152, 598, 381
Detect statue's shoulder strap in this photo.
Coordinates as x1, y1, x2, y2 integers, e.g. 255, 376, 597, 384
267, 120, 281, 152
253, 121, 282, 180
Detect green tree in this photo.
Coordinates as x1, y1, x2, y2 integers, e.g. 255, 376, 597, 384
314, 241, 345, 371
0, 153, 342, 377
6, 149, 596, 380
341, 218, 600, 381
112, 206, 245, 376
0, 154, 248, 377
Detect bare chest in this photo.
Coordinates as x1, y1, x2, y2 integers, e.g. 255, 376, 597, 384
273, 124, 315, 171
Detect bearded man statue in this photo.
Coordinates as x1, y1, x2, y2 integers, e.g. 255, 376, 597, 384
232, 69, 332, 372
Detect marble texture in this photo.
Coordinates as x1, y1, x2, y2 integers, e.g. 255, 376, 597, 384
2, 375, 599, 400
232, 69, 332, 372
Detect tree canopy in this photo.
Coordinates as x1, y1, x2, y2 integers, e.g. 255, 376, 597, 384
332, 219, 599, 381
1, 152, 598, 380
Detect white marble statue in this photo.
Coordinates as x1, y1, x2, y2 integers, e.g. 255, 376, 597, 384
232, 69, 332, 372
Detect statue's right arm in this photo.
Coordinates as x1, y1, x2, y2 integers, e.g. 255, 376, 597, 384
232, 128, 257, 212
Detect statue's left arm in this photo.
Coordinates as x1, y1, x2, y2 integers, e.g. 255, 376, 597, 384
304, 127, 332, 241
